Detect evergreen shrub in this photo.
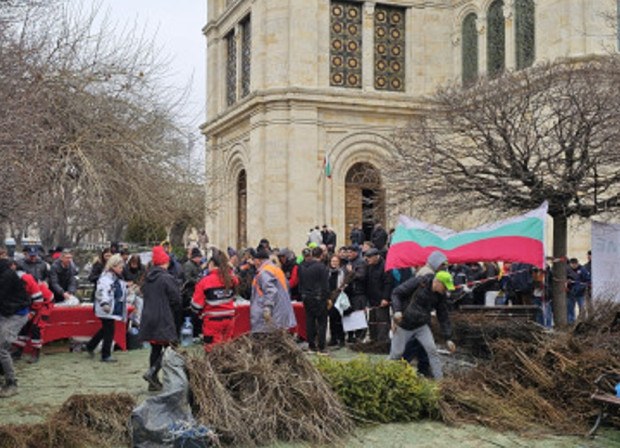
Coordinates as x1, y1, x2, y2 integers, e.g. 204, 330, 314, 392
316, 356, 440, 424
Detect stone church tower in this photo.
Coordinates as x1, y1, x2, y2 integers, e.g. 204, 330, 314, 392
202, 0, 616, 251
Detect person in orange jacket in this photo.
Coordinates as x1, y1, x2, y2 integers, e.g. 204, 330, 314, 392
191, 249, 239, 352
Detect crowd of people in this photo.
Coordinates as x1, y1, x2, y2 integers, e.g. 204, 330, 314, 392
0, 224, 593, 398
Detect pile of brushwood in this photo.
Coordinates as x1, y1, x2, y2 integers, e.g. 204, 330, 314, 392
440, 301, 620, 435
0, 393, 135, 448
185, 331, 355, 447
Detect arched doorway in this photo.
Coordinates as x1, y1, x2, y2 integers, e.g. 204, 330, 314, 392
345, 162, 385, 242
236, 170, 247, 249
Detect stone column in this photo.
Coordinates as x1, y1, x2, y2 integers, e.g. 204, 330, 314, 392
504, 2, 516, 70
362, 2, 375, 91
477, 15, 487, 77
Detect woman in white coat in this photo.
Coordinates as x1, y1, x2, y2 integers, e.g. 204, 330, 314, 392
85, 254, 128, 362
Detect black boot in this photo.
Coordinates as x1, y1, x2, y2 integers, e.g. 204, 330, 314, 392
10, 348, 22, 360
0, 380, 18, 398
143, 356, 163, 391
27, 349, 40, 364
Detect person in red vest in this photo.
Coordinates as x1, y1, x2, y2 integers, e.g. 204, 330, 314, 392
191, 249, 239, 352
12, 269, 54, 363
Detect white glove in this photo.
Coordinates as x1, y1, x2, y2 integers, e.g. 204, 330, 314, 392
101, 304, 112, 313
393, 312, 403, 325
446, 340, 456, 354
263, 309, 272, 323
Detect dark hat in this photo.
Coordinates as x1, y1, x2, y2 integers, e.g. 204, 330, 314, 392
364, 248, 380, 257
254, 248, 271, 259
347, 244, 360, 252
27, 247, 38, 256
191, 248, 202, 259
227, 247, 237, 257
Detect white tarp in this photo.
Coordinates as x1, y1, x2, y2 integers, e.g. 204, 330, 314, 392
591, 221, 620, 302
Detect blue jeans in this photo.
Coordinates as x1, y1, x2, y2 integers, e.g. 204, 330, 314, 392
567, 296, 584, 324
533, 297, 552, 328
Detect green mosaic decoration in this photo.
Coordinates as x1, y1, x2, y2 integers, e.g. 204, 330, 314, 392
462, 13, 478, 86
374, 4, 405, 92
515, 0, 535, 70
487, 0, 505, 79
330, 1, 362, 89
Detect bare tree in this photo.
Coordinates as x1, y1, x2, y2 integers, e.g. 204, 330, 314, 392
385, 57, 620, 328
0, 2, 205, 248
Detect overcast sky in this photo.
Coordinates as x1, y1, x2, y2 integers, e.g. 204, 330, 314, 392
92, 0, 208, 133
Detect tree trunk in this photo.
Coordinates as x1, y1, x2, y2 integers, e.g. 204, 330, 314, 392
552, 215, 568, 329
169, 218, 188, 249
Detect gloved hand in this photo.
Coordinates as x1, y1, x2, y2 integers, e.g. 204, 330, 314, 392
446, 340, 456, 354
263, 309, 272, 323
101, 304, 112, 313
393, 312, 403, 325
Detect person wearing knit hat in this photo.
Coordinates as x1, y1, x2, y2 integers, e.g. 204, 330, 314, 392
138, 245, 181, 392
151, 245, 170, 266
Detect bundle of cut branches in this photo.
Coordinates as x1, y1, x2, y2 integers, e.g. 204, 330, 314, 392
441, 301, 620, 435
186, 331, 354, 446
0, 393, 135, 448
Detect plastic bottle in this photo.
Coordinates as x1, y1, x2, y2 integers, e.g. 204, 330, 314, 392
615, 382, 620, 397
180, 317, 194, 347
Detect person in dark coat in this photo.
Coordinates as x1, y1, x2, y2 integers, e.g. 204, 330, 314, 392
390, 271, 456, 379
138, 246, 182, 391
0, 257, 30, 397
298, 247, 330, 353
364, 248, 393, 343
370, 223, 388, 252
88, 248, 111, 301
343, 245, 367, 343
48, 249, 78, 303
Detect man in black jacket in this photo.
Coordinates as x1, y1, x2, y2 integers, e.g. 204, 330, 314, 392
298, 247, 330, 353
389, 271, 456, 379
365, 248, 393, 343
48, 249, 77, 303
0, 257, 30, 397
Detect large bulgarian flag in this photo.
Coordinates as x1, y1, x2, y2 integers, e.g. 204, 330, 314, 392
386, 201, 548, 270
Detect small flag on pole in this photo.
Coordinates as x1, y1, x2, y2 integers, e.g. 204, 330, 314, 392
324, 149, 332, 179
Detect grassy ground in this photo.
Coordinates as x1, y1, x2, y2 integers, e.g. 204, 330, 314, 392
1, 340, 619, 447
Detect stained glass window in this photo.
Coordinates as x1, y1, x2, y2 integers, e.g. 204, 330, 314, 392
241, 16, 251, 97
462, 13, 478, 86
487, 0, 505, 79
226, 30, 236, 106
515, 0, 535, 70
330, 1, 362, 89
374, 5, 405, 92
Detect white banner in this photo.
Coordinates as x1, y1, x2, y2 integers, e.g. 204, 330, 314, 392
591, 221, 620, 302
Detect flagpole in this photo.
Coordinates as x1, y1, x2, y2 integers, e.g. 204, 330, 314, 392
323, 149, 327, 226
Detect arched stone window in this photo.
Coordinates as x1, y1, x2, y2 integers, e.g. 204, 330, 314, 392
487, 0, 505, 79
515, 0, 535, 70
462, 13, 478, 86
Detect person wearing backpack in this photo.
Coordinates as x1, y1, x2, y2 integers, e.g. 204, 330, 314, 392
389, 270, 456, 379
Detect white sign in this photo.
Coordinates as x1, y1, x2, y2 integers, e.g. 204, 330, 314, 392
342, 310, 368, 332
591, 221, 620, 302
